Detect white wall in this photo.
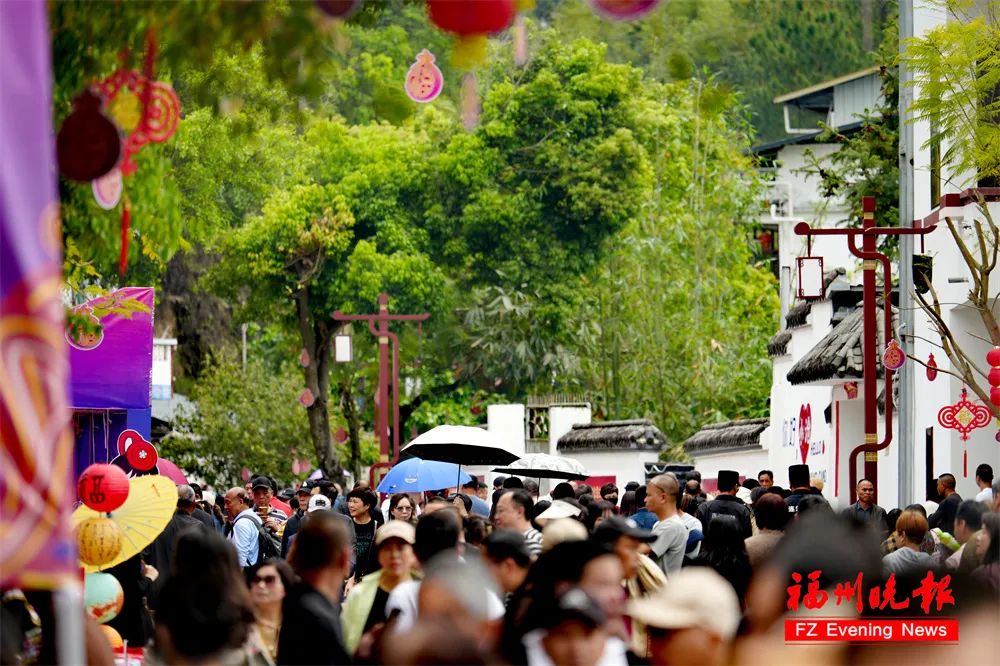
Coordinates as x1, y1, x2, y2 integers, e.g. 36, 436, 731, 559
548, 406, 592, 456
562, 449, 661, 489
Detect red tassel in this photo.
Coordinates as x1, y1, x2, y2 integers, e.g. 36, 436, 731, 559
963, 448, 967, 477
119, 200, 131, 277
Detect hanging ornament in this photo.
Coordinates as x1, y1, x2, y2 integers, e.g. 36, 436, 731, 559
56, 89, 122, 182
926, 353, 938, 381
299, 388, 315, 408
92, 168, 123, 210
65, 305, 104, 351
335, 426, 348, 443
937, 388, 992, 477
93, 33, 182, 277
589, 0, 661, 21
798, 404, 812, 465
110, 429, 159, 477
427, 0, 516, 129
100, 625, 124, 651
844, 382, 859, 399
78, 464, 131, 513
988, 347, 1000, 409
405, 50, 445, 103
315, 0, 363, 18
882, 339, 906, 371
76, 517, 123, 566
84, 572, 125, 624
513, 0, 535, 66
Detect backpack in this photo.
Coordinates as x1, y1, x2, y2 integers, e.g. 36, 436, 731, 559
235, 514, 282, 565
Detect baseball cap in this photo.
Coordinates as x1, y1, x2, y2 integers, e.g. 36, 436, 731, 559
250, 476, 272, 490
535, 499, 584, 521
307, 494, 332, 513
626, 568, 740, 640
592, 516, 657, 544
375, 520, 416, 546
295, 483, 313, 496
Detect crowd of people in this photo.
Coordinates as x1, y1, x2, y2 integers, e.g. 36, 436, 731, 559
7, 462, 998, 665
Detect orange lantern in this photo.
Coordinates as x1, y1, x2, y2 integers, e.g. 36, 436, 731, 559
76, 517, 123, 566
100, 625, 124, 651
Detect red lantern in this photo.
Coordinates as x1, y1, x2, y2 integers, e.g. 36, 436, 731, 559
989, 367, 1000, 387
992, 387, 1000, 408
427, 0, 516, 68
78, 464, 131, 513
926, 353, 938, 381
987, 346, 1000, 367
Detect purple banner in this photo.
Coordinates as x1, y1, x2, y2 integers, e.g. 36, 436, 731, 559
68, 286, 154, 409
0, 0, 76, 587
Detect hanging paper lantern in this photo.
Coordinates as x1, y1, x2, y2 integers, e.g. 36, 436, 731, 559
76, 517, 123, 566
78, 464, 130, 513
315, 0, 363, 18
991, 387, 1000, 409
989, 367, 1000, 388
926, 353, 938, 381
987, 346, 1000, 367
427, 0, 516, 68
56, 90, 122, 182
882, 339, 905, 371
589, 0, 660, 21
100, 625, 124, 651
84, 573, 124, 624
405, 50, 445, 103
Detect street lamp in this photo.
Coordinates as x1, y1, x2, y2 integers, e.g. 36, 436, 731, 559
334, 333, 352, 363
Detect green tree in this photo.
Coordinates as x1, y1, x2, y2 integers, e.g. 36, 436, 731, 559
579, 78, 779, 451
161, 355, 313, 489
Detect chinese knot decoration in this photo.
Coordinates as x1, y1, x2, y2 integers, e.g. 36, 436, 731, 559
988, 346, 1000, 409
937, 388, 992, 476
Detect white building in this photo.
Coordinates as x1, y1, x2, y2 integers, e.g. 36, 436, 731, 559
686, 2, 999, 509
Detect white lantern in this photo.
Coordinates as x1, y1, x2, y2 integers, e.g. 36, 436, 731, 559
334, 334, 353, 363
796, 256, 825, 300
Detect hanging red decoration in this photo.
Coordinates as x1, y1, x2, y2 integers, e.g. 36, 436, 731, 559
991, 387, 1000, 409
987, 346, 1000, 367
315, 0, 363, 18
92, 33, 181, 277
882, 339, 905, 371
844, 382, 859, 399
427, 0, 516, 129
938, 388, 992, 477
512, 0, 535, 66
405, 50, 444, 103
56, 90, 122, 182
926, 353, 938, 381
77, 464, 131, 513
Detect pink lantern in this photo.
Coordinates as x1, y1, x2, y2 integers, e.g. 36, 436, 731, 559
405, 50, 444, 103
882, 339, 905, 371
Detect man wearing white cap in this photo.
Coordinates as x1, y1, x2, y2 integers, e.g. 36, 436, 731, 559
626, 568, 740, 666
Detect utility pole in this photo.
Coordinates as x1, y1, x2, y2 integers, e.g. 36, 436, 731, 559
897, 0, 916, 509
795, 197, 934, 504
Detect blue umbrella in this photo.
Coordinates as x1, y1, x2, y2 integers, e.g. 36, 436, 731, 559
376, 457, 471, 494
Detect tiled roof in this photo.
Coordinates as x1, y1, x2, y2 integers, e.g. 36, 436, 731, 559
768, 331, 792, 357
786, 304, 896, 385
683, 418, 770, 454
783, 267, 847, 329
557, 420, 667, 452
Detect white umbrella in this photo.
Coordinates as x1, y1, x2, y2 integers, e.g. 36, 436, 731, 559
492, 453, 589, 481
401, 425, 519, 466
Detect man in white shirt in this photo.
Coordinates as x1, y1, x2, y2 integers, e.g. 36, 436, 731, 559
224, 487, 260, 569
645, 474, 686, 578
974, 464, 994, 503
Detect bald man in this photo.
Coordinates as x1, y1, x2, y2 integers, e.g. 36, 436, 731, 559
645, 474, 686, 578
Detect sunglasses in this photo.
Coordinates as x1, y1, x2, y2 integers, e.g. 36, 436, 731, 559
252, 574, 279, 586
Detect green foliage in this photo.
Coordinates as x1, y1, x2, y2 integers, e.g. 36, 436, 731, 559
904, 1, 1000, 184
406, 384, 502, 433
576, 78, 779, 451
552, 0, 891, 141
162, 355, 314, 488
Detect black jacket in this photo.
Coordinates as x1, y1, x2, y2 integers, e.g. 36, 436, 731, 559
278, 582, 351, 665
696, 494, 752, 538
928, 493, 963, 536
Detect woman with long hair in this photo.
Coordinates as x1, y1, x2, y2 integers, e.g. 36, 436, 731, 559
971, 512, 1000, 593
690, 514, 752, 606
245, 559, 295, 662
618, 490, 637, 518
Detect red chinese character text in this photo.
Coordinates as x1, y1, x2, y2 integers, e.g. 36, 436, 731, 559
912, 571, 955, 614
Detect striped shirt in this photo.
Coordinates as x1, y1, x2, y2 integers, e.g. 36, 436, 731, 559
523, 527, 543, 557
